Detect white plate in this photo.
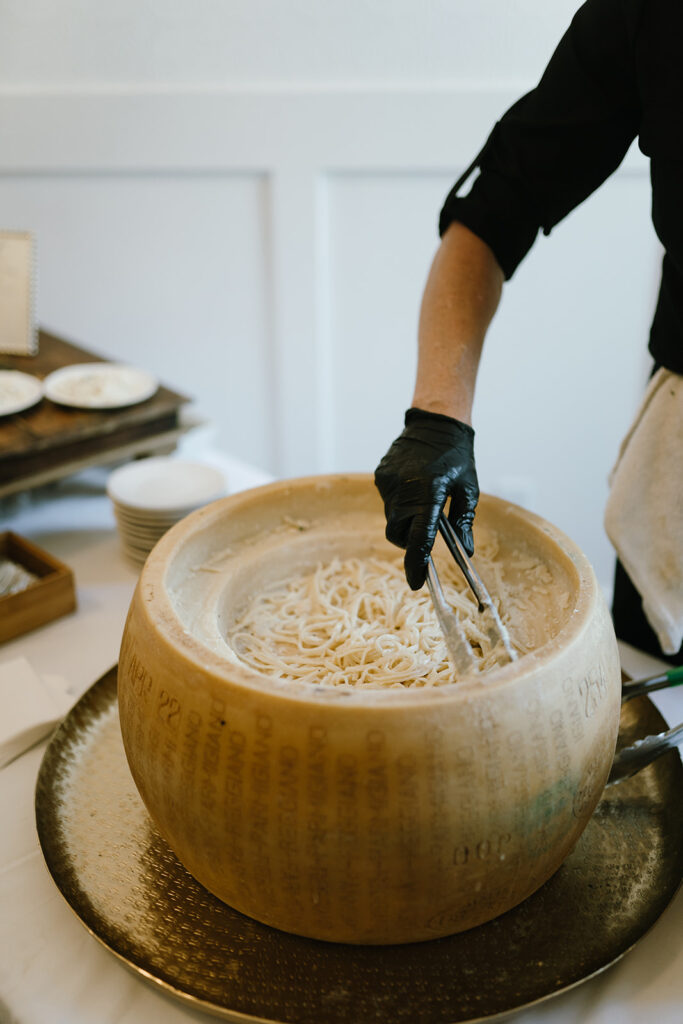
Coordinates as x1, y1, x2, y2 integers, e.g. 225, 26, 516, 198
114, 523, 171, 546
120, 536, 158, 557
111, 503, 197, 526
107, 457, 226, 512
0, 370, 43, 416
43, 363, 158, 410
113, 511, 171, 533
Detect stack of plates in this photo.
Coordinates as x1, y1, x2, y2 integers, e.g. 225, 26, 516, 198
107, 457, 227, 566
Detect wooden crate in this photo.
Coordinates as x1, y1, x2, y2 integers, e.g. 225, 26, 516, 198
0, 532, 76, 642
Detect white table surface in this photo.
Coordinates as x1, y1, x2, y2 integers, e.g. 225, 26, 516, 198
1, 456, 682, 1024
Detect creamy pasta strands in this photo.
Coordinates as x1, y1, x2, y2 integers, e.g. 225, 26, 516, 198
230, 545, 524, 688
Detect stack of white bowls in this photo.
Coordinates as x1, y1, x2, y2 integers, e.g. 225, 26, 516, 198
107, 456, 227, 566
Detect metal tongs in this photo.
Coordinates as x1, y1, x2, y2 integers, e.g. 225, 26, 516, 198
426, 512, 517, 675
608, 665, 683, 785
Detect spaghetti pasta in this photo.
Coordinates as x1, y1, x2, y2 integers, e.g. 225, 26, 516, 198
229, 543, 523, 688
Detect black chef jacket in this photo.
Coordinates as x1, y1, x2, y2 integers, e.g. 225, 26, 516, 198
439, 0, 683, 375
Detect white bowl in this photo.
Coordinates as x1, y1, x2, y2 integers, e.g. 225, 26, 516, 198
107, 457, 226, 513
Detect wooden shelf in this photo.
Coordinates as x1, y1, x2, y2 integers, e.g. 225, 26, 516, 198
0, 330, 190, 497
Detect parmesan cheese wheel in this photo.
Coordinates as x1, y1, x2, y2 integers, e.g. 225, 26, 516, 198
118, 474, 621, 944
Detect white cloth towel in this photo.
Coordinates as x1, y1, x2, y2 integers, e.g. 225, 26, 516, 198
0, 656, 75, 769
605, 368, 683, 655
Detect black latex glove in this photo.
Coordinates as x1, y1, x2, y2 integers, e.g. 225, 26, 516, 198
374, 407, 479, 590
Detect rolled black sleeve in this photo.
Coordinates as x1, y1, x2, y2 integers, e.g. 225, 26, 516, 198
440, 0, 643, 279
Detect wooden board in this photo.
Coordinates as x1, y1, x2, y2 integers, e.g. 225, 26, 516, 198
0, 330, 190, 495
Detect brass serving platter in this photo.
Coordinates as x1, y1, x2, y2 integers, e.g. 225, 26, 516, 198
35, 667, 683, 1024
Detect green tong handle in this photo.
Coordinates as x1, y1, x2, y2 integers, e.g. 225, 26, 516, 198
621, 664, 683, 702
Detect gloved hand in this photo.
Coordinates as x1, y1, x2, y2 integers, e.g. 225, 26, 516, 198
374, 407, 479, 590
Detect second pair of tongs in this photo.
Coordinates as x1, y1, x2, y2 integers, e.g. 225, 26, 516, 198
607, 665, 683, 785
426, 512, 517, 674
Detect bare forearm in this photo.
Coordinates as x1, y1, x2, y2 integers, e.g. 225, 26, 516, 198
412, 222, 504, 424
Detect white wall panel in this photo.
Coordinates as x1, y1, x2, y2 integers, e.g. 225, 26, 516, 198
0, 86, 658, 593
325, 172, 453, 469
0, 173, 275, 469
0, 87, 527, 483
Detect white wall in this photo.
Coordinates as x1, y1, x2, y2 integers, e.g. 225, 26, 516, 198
1, 1, 580, 89
0, 1, 660, 593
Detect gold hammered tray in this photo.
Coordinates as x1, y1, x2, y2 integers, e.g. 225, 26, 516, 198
35, 667, 683, 1024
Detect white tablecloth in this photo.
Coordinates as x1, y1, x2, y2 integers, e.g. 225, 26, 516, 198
1, 457, 682, 1024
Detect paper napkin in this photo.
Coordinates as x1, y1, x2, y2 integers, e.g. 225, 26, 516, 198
0, 657, 75, 769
